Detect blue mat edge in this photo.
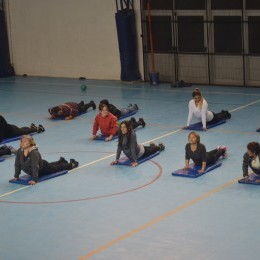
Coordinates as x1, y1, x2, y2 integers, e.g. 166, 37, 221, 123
116, 150, 160, 166
171, 162, 222, 178
9, 170, 68, 185
185, 120, 226, 131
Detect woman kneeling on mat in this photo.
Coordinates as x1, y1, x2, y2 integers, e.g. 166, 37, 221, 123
0, 115, 44, 143
9, 135, 78, 185
183, 88, 231, 131
183, 132, 227, 173
111, 120, 165, 167
242, 142, 260, 178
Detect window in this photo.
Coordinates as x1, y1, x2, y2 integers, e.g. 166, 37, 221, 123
175, 0, 205, 10
142, 0, 172, 10
212, 0, 243, 10
246, 0, 260, 10
146, 16, 172, 53
177, 16, 205, 52
214, 16, 242, 53
248, 17, 260, 54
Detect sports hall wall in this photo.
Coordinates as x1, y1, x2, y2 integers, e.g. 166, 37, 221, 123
4, 0, 144, 80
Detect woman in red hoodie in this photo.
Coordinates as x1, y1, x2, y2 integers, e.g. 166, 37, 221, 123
91, 103, 118, 142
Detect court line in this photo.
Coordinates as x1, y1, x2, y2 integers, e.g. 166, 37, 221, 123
79, 177, 240, 260
229, 99, 260, 112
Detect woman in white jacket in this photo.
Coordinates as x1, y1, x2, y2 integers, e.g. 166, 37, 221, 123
184, 88, 231, 131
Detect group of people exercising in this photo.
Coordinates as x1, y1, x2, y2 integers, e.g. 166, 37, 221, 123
1, 88, 259, 184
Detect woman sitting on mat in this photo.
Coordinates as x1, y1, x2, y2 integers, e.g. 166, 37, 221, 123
0, 145, 16, 157
183, 88, 231, 131
183, 132, 227, 173
0, 115, 45, 143
48, 100, 96, 120
100, 99, 138, 119
9, 135, 78, 185
91, 104, 145, 142
111, 120, 165, 167
242, 142, 260, 178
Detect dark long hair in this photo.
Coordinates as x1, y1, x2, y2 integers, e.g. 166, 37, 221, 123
118, 120, 133, 146
247, 142, 260, 155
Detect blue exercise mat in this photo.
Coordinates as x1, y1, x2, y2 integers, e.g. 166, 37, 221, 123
9, 170, 68, 185
172, 162, 222, 178
50, 111, 87, 120
95, 134, 118, 141
118, 110, 137, 120
0, 132, 37, 145
116, 151, 160, 166
0, 157, 5, 162
238, 174, 260, 185
186, 120, 226, 131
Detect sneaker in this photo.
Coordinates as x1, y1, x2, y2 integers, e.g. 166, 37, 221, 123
150, 142, 156, 147
158, 143, 165, 151
37, 124, 45, 133
30, 123, 37, 129
70, 159, 79, 169
138, 118, 146, 128
217, 146, 227, 158
130, 117, 137, 125
8, 146, 17, 154
59, 157, 68, 164
225, 110, 231, 119
134, 104, 139, 110
90, 100, 96, 110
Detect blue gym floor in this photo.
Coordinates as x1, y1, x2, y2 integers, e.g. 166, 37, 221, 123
0, 76, 260, 260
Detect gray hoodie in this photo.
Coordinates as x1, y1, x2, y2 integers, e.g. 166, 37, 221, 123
14, 146, 43, 181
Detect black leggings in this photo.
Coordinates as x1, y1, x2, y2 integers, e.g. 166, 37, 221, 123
39, 160, 73, 177
210, 111, 229, 124
139, 145, 160, 160
206, 149, 225, 165
0, 115, 36, 141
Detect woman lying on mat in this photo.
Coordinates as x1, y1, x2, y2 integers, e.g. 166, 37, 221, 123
0, 115, 45, 143
100, 99, 138, 119
183, 132, 227, 173
183, 88, 231, 131
9, 135, 78, 185
242, 142, 260, 177
0, 145, 16, 156
111, 120, 165, 167
48, 100, 96, 120
91, 104, 145, 142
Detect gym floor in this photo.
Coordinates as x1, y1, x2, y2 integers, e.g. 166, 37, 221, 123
0, 76, 260, 260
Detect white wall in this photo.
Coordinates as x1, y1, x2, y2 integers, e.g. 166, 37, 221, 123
5, 0, 143, 80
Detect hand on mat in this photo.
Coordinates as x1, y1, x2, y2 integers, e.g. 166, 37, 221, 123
202, 127, 208, 131
111, 160, 118, 165
90, 135, 96, 140
131, 162, 138, 167
9, 177, 18, 182
65, 115, 73, 120
28, 180, 37, 185
105, 135, 113, 142
182, 126, 188, 130
182, 166, 189, 170
198, 169, 205, 173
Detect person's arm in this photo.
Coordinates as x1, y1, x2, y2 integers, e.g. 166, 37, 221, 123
242, 152, 249, 177
198, 161, 207, 173
111, 144, 122, 165
106, 116, 118, 141
201, 100, 208, 130
92, 116, 99, 136
130, 133, 138, 165
29, 150, 41, 183
184, 144, 190, 169
13, 149, 22, 179
198, 144, 207, 173
186, 100, 194, 127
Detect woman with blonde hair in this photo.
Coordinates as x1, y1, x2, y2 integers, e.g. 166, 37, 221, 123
183, 132, 227, 173
9, 135, 78, 185
184, 88, 231, 131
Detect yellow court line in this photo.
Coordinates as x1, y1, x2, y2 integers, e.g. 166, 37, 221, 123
79, 177, 240, 260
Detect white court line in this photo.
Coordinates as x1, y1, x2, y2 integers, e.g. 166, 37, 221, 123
229, 99, 260, 112
0, 98, 259, 199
